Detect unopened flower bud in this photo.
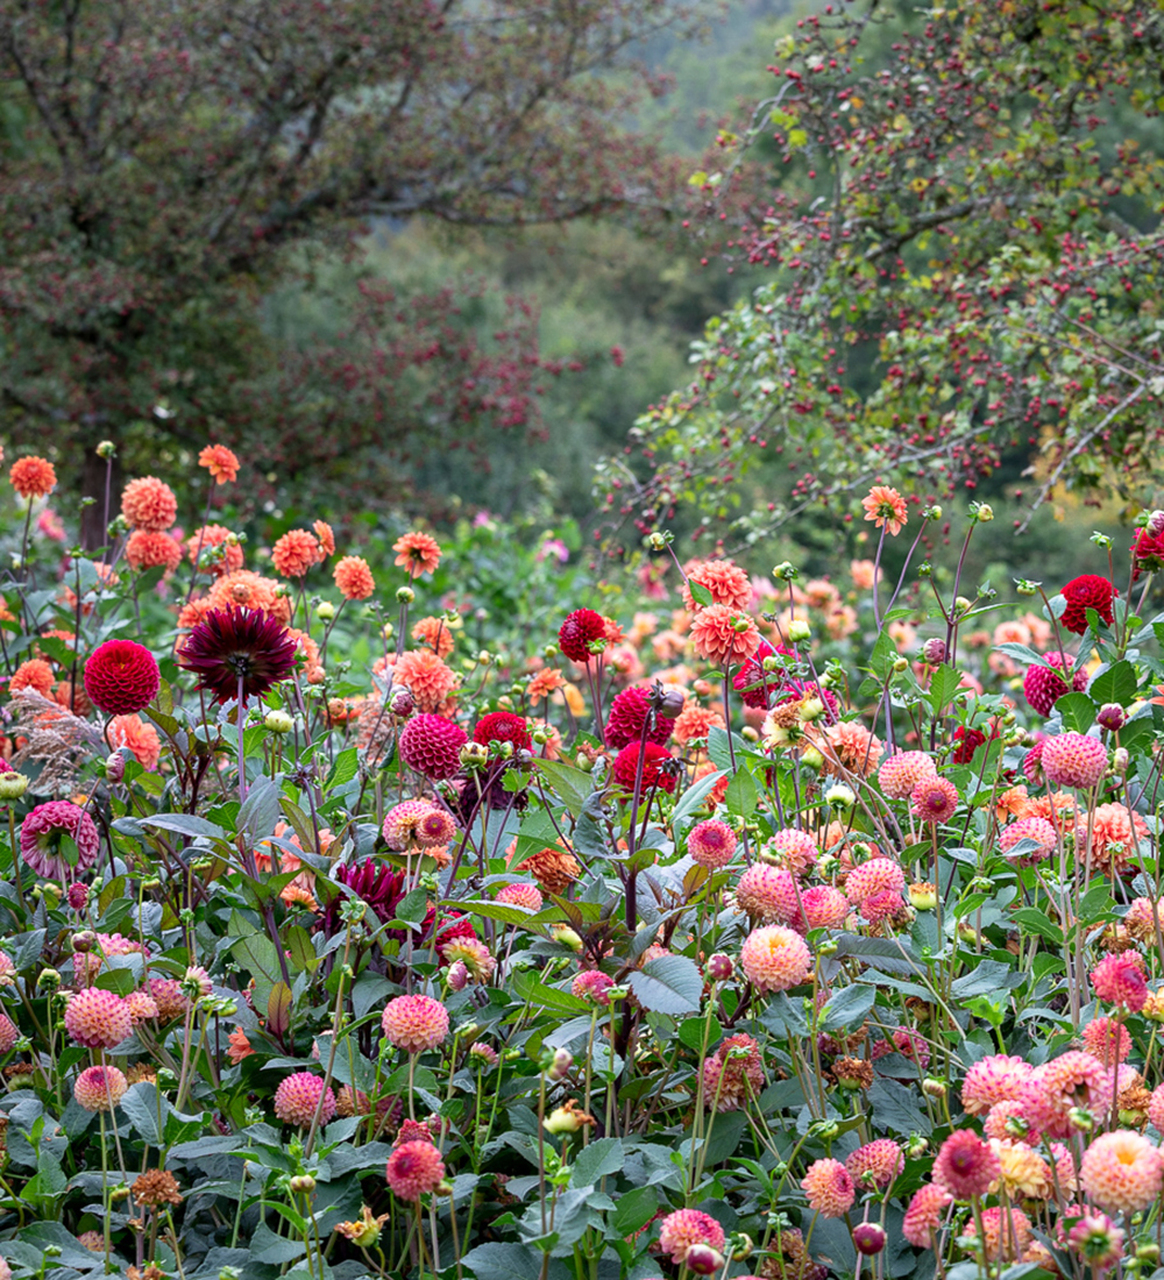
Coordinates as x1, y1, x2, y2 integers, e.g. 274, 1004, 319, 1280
801, 747, 824, 772
548, 1048, 573, 1080
37, 968, 61, 990
685, 1245, 725, 1276
905, 1135, 928, 1158
891, 656, 909, 673
921, 1078, 947, 1100
729, 1233, 753, 1262
0, 771, 29, 800
922, 638, 946, 665
103, 752, 126, 784
395, 586, 415, 605
787, 619, 811, 643
657, 689, 685, 718
825, 784, 855, 810
316, 601, 335, 621
954, 596, 971, 615
1068, 1106, 1094, 1132
459, 742, 489, 768
550, 925, 583, 953
800, 697, 825, 722
1096, 703, 1126, 732
544, 1103, 592, 1134
1112, 747, 1129, 775
71, 930, 96, 953
96, 440, 117, 459
446, 961, 469, 992
289, 1174, 316, 1194
705, 953, 733, 982
853, 1223, 887, 1256
388, 687, 414, 718
264, 709, 294, 734
909, 882, 937, 911
1148, 511, 1164, 538
975, 503, 994, 523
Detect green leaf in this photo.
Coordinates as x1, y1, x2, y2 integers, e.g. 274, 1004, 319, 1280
626, 955, 701, 1015
820, 984, 875, 1032
570, 1136, 624, 1187
238, 775, 280, 842
723, 767, 757, 819
121, 1084, 163, 1145
688, 580, 714, 607
928, 664, 962, 717
611, 1184, 658, 1235
1087, 659, 1138, 707
512, 971, 591, 1013
252, 1222, 307, 1264
446, 898, 541, 928
1009, 908, 1062, 944
140, 813, 225, 840
1053, 692, 1096, 732
395, 888, 429, 925
535, 759, 595, 819
325, 747, 359, 790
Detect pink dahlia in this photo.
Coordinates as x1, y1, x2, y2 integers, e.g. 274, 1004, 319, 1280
687, 819, 738, 869
701, 1033, 764, 1113
861, 889, 907, 925
763, 827, 819, 877
998, 817, 1056, 866
689, 603, 761, 666
962, 1206, 1032, 1263
1080, 1129, 1164, 1214
274, 1072, 336, 1127
382, 799, 453, 851
800, 885, 851, 930
844, 856, 905, 906
1023, 652, 1088, 716
1067, 1212, 1124, 1271
910, 775, 959, 824
604, 686, 676, 749
83, 639, 160, 716
735, 864, 800, 925
845, 1139, 904, 1189
381, 994, 449, 1053
1041, 732, 1106, 789
74, 1065, 128, 1113
1148, 1083, 1164, 1134
657, 1209, 725, 1265
878, 750, 937, 799
398, 714, 467, 780
801, 1158, 854, 1217
1082, 1016, 1131, 1066
960, 1054, 1032, 1116
932, 1129, 1000, 1199
572, 971, 615, 1005
1091, 952, 1148, 1013
0, 1014, 17, 1054
386, 1139, 446, 1201
496, 883, 543, 912
20, 801, 99, 881
739, 925, 812, 993
64, 988, 132, 1050
902, 1183, 953, 1248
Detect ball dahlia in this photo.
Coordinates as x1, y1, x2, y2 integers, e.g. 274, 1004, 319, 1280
83, 639, 160, 716
386, 1139, 445, 1200
1059, 574, 1117, 634
1091, 952, 1148, 1012
20, 801, 99, 881
274, 1072, 336, 1127
64, 988, 132, 1050
398, 714, 467, 780
910, 775, 959, 824
845, 1139, 904, 1189
801, 1158, 855, 1217
9, 659, 53, 696
381, 994, 449, 1053
932, 1129, 1000, 1198
610, 742, 678, 795
689, 603, 760, 666
800, 885, 851, 929
998, 817, 1056, 866
735, 864, 800, 925
682, 559, 752, 612
121, 476, 177, 531
125, 530, 183, 574
1023, 652, 1089, 716
1041, 732, 1106, 789
604, 686, 676, 749
1080, 1129, 1164, 1214
902, 1183, 953, 1248
844, 856, 905, 906
657, 1209, 725, 1265
271, 529, 321, 578
472, 711, 532, 753
496, 882, 543, 912
687, 819, 738, 868
960, 1054, 1032, 1115
74, 1065, 128, 1113
877, 750, 937, 799
572, 971, 614, 1005
558, 608, 607, 662
763, 827, 819, 876
739, 925, 812, 993
10, 456, 56, 500
333, 556, 375, 600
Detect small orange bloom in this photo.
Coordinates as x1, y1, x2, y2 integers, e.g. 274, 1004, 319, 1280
9, 456, 56, 500
527, 668, 566, 706
411, 615, 455, 659
9, 659, 54, 696
198, 444, 240, 485
393, 532, 441, 579
334, 555, 375, 600
108, 714, 162, 772
861, 485, 908, 537
226, 1028, 255, 1064
271, 529, 321, 579
313, 520, 335, 558
689, 604, 761, 666
121, 477, 177, 532
125, 530, 183, 574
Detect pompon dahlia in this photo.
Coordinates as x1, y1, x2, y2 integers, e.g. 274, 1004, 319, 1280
878, 750, 937, 799
657, 1209, 726, 1265
573, 971, 614, 1005
149, 977, 191, 1022
1091, 952, 1148, 1012
1067, 1212, 1124, 1271
271, 529, 321, 578
393, 649, 457, 713
960, 1054, 1033, 1116
386, 1139, 445, 1200
844, 857, 905, 906
963, 1206, 1032, 1263
1080, 1129, 1164, 1214
801, 1158, 855, 1217
558, 608, 607, 662
381, 994, 449, 1053
274, 1072, 336, 1127
682, 559, 752, 612
998, 817, 1057, 867
735, 864, 800, 925
207, 569, 290, 622
672, 702, 725, 746
496, 882, 543, 912
604, 686, 676, 749
83, 639, 160, 716
0, 1013, 17, 1054
902, 1183, 953, 1248
393, 532, 442, 579
1059, 575, 1117, 634
800, 885, 851, 930
333, 555, 375, 600
1023, 652, 1088, 715
383, 799, 440, 850
10, 455, 56, 499
179, 606, 298, 702
1077, 802, 1149, 876
933, 1130, 1000, 1199
472, 711, 532, 753
690, 604, 761, 666
739, 925, 812, 993
910, 775, 959, 824
64, 988, 132, 1050
125, 530, 182, 573
846, 1139, 904, 1189
74, 1065, 128, 1113
1041, 732, 1106, 789
763, 827, 819, 877
611, 742, 678, 794
20, 801, 99, 880
121, 476, 177, 531
398, 714, 467, 780
109, 715, 161, 772
688, 819, 738, 869
1082, 1017, 1131, 1066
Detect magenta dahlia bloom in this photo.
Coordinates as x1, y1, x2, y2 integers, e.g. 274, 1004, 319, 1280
1023, 652, 1088, 716
910, 775, 959, 824
688, 818, 738, 869
398, 713, 467, 780
733, 639, 791, 708
1091, 952, 1148, 1012
64, 987, 132, 1050
274, 1072, 336, 1127
603, 686, 676, 749
83, 640, 160, 716
386, 1140, 446, 1200
472, 711, 532, 753
180, 606, 298, 702
558, 609, 607, 662
381, 994, 449, 1053
20, 801, 99, 881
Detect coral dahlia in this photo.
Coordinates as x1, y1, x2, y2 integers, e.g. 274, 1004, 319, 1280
381, 994, 449, 1053
739, 925, 812, 992
274, 1072, 336, 1127
121, 477, 177, 532
386, 1139, 445, 1200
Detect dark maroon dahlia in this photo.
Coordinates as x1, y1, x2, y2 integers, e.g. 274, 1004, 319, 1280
321, 860, 435, 941
604, 686, 676, 749
558, 609, 606, 662
179, 607, 298, 702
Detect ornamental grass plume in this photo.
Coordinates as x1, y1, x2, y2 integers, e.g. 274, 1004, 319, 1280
393, 531, 442, 579
273, 1072, 336, 1127
657, 1209, 725, 1265
381, 994, 449, 1053
121, 476, 177, 531
801, 1158, 855, 1217
1080, 1129, 1164, 1214
179, 606, 298, 702
386, 1139, 445, 1200
83, 639, 160, 716
73, 1065, 128, 1113
9, 456, 56, 500
20, 800, 99, 880
739, 925, 812, 993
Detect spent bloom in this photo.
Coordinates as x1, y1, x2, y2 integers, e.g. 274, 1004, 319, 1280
861, 485, 908, 536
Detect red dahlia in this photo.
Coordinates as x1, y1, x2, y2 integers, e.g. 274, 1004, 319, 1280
1132, 528, 1164, 579
1059, 575, 1117, 634
733, 639, 791, 709
604, 686, 676, 749
472, 711, 532, 753
611, 742, 678, 795
83, 640, 160, 716
179, 607, 298, 702
952, 724, 998, 765
558, 609, 606, 662
398, 713, 466, 779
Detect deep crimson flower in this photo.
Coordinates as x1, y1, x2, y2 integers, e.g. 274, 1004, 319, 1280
83, 640, 160, 716
472, 711, 532, 753
733, 639, 792, 709
952, 724, 997, 764
558, 609, 606, 662
399, 713, 466, 779
179, 607, 298, 701
604, 686, 676, 749
611, 742, 678, 794
1059, 575, 1117, 634
1132, 527, 1164, 579
322, 860, 435, 942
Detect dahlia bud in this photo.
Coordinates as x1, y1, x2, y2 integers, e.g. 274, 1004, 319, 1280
656, 689, 686, 718
732, 616, 751, 633
905, 1135, 928, 1158
729, 1234, 753, 1262
1137, 1243, 1162, 1264
1149, 510, 1164, 538
853, 1223, 887, 1256
1068, 1106, 1094, 1131
705, 953, 733, 982
477, 650, 493, 665
1112, 747, 1129, 774
974, 503, 994, 523
922, 638, 946, 665
954, 596, 971, 615
825, 784, 855, 809
71, 930, 96, 953
459, 742, 489, 768
41, 884, 60, 910
389, 688, 415, 718
800, 697, 825, 722
446, 961, 469, 992
544, 1104, 588, 1134
1096, 703, 1126, 732
762, 655, 781, 672
548, 1048, 573, 1080
0, 772, 29, 800
801, 747, 825, 772
264, 709, 294, 734
685, 1245, 725, 1276
96, 440, 117, 459
908, 882, 937, 911
316, 602, 335, 620
917, 561, 932, 577
923, 505, 942, 521
1014, 578, 1039, 596
772, 561, 798, 581
921, 1078, 947, 1100
395, 586, 415, 605
646, 532, 670, 551
289, 1174, 316, 1194
550, 925, 583, 953
891, 657, 909, 673
787, 619, 811, 643
37, 969, 61, 990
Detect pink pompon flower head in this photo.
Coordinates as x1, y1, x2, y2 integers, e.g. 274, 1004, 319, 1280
1023, 652, 1088, 716
846, 1139, 905, 1189
179, 607, 298, 702
1080, 1130, 1164, 1214
20, 801, 99, 881
1067, 1212, 1124, 1272
83, 639, 160, 716
558, 608, 607, 663
764, 827, 819, 877
1091, 951, 1148, 1013
999, 817, 1057, 867
1082, 1017, 1131, 1066
9, 456, 56, 500
604, 686, 677, 749
273, 1072, 336, 1127
800, 885, 850, 929
735, 864, 800, 925
1040, 732, 1106, 789
198, 444, 240, 485
121, 477, 177, 532
381, 994, 449, 1054
701, 1033, 764, 1113
689, 604, 761, 666
801, 1158, 855, 1217
878, 750, 937, 799
902, 1183, 953, 1248
960, 1054, 1032, 1116
933, 1129, 1000, 1199
572, 971, 615, 1005
861, 485, 908, 536
393, 532, 442, 579
657, 1209, 726, 1265
739, 925, 812, 993
496, 882, 543, 912
398, 714, 466, 780
688, 819, 738, 869
334, 555, 375, 600
844, 857, 905, 907
74, 1065, 128, 1113
64, 988, 132, 1051
386, 1139, 445, 1200
1059, 575, 1117, 634
910, 775, 959, 824
271, 530, 321, 579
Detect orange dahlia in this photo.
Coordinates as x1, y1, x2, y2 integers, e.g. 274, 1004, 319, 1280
208, 570, 290, 624
125, 530, 182, 574
689, 605, 761, 666
672, 702, 725, 746
393, 531, 441, 579
185, 525, 243, 576
198, 444, 240, 485
411, 615, 455, 659
393, 649, 458, 713
9, 456, 56, 500
9, 659, 54, 697
108, 715, 162, 772
313, 520, 335, 557
271, 529, 321, 579
682, 558, 752, 612
121, 477, 177, 532
334, 555, 375, 600
861, 485, 908, 536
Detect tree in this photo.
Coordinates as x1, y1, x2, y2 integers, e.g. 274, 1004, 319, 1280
0, 0, 708, 540
603, 0, 1164, 548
